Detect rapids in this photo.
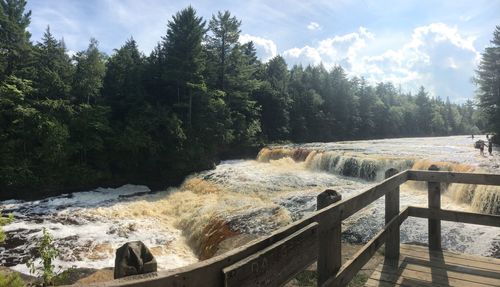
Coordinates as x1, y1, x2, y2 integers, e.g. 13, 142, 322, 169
1, 135, 499, 275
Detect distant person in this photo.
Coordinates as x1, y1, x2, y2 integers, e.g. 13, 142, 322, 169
471, 134, 474, 140
488, 138, 493, 156
479, 141, 485, 156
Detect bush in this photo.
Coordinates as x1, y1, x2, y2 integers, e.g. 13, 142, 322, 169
0, 273, 25, 287
26, 228, 59, 286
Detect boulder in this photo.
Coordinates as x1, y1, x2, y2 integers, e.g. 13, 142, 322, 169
114, 241, 157, 279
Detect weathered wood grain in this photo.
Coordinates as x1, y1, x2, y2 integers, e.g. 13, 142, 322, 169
408, 206, 500, 227
407, 170, 500, 185
321, 208, 409, 287
316, 190, 342, 286
223, 223, 318, 287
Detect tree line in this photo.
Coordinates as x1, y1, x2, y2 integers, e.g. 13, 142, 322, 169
476, 26, 500, 143
0, 1, 484, 199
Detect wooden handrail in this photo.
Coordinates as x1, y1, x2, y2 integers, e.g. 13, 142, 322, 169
89, 169, 500, 287
321, 208, 409, 287
408, 207, 500, 227
407, 169, 500, 185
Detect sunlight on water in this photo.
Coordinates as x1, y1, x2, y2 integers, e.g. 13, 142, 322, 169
1, 135, 499, 274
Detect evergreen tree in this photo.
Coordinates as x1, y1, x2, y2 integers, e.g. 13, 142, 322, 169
33, 26, 73, 100
72, 38, 106, 104
163, 6, 206, 125
206, 10, 241, 91
476, 26, 500, 140
102, 38, 144, 121
415, 86, 433, 135
254, 55, 290, 140
0, 0, 32, 78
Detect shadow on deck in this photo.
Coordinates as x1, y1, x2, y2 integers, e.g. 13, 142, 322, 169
367, 244, 500, 287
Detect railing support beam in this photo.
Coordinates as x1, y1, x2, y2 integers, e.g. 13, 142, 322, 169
385, 168, 400, 266
428, 165, 441, 251
317, 189, 342, 286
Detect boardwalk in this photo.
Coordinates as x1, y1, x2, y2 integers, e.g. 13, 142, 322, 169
366, 244, 500, 287
91, 169, 500, 287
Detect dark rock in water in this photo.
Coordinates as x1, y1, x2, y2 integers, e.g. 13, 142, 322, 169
114, 241, 157, 279
0, 229, 39, 266
317, 189, 342, 209
278, 195, 317, 221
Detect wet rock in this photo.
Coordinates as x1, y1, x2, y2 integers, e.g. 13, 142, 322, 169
0, 229, 39, 266
198, 219, 240, 260
227, 207, 288, 235
107, 223, 137, 238
278, 195, 317, 220
114, 241, 157, 279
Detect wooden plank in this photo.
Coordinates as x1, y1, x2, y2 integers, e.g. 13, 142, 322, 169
408, 207, 500, 228
385, 168, 400, 265
398, 246, 500, 272
407, 170, 500, 185
365, 277, 421, 287
400, 244, 500, 265
321, 208, 409, 287
365, 277, 433, 287
317, 190, 342, 286
375, 258, 500, 285
371, 269, 494, 287
223, 223, 319, 287
427, 165, 441, 251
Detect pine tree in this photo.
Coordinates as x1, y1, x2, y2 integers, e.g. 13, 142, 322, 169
476, 26, 500, 140
72, 38, 106, 104
163, 6, 206, 125
206, 10, 241, 91
103, 38, 144, 121
255, 55, 290, 140
33, 26, 73, 100
0, 0, 32, 78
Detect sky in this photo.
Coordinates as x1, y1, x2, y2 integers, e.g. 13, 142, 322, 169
26, 0, 500, 103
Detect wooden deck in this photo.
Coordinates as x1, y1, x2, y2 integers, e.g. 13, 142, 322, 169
366, 244, 500, 287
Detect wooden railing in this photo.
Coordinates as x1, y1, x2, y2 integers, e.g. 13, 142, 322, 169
98, 167, 500, 287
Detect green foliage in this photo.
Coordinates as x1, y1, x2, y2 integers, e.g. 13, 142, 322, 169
0, 212, 13, 242
475, 25, 500, 141
26, 228, 59, 286
0, 1, 487, 200
0, 0, 32, 78
72, 38, 106, 104
33, 26, 73, 100
0, 272, 25, 287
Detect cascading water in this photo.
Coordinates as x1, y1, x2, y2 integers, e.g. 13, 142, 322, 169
1, 135, 499, 277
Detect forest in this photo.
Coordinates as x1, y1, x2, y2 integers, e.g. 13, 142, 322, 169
0, 0, 497, 199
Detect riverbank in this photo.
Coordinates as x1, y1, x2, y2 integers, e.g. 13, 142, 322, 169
0, 144, 263, 202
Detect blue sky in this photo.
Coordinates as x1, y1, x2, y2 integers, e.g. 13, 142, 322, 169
27, 0, 500, 103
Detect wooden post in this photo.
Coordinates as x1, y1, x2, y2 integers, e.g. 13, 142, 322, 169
317, 189, 342, 286
428, 165, 441, 250
384, 168, 400, 266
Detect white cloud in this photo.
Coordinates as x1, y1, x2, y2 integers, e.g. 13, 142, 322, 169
239, 34, 278, 61
283, 26, 373, 70
283, 46, 322, 65
307, 22, 321, 31
282, 23, 479, 100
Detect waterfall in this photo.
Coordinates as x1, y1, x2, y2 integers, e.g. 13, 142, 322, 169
256, 147, 500, 215
258, 147, 414, 181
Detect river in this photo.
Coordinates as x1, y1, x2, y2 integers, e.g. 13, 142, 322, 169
1, 135, 499, 275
